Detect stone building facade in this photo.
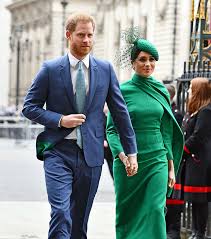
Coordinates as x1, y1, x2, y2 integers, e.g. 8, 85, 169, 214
7, 0, 97, 108
7, 0, 191, 108
96, 0, 191, 82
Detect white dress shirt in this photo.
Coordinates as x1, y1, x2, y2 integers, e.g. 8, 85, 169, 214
64, 52, 90, 139
62, 53, 136, 157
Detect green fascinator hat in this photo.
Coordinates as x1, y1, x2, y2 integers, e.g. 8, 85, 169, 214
131, 39, 159, 62
114, 27, 159, 68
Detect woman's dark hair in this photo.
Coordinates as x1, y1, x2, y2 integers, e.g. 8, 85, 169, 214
130, 40, 141, 63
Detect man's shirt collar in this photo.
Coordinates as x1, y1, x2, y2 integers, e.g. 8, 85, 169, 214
68, 52, 89, 69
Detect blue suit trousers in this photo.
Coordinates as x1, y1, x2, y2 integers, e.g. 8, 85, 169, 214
43, 140, 102, 239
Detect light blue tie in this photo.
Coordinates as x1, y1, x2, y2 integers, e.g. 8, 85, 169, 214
75, 61, 86, 148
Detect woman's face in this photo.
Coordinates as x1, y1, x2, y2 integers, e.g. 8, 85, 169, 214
132, 51, 156, 77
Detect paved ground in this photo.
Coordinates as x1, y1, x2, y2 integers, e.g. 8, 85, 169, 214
0, 139, 115, 239
0, 201, 115, 239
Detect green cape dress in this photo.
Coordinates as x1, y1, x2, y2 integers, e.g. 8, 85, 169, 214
107, 74, 184, 239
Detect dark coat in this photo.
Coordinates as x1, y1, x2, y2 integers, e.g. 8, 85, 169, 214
171, 102, 183, 127
180, 103, 211, 202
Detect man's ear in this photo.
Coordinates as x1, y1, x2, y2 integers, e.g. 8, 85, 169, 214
66, 30, 71, 39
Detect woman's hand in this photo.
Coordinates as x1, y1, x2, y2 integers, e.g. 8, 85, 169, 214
118, 152, 138, 177
168, 160, 176, 188
127, 155, 138, 176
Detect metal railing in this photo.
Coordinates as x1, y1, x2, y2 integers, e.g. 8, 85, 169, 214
181, 202, 211, 239
0, 116, 43, 140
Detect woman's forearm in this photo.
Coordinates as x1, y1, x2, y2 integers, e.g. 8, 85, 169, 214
168, 159, 175, 188
168, 159, 174, 171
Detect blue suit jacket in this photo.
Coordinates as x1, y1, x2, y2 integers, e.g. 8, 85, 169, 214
22, 54, 137, 167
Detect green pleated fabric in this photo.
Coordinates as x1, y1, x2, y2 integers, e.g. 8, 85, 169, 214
114, 154, 168, 239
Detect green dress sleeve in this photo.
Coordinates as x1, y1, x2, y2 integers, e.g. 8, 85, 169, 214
160, 110, 174, 160
106, 112, 124, 158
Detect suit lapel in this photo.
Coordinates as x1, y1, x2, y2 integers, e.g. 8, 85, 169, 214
60, 54, 77, 112
85, 56, 98, 112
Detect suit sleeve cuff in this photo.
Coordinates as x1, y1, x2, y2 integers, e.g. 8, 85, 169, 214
127, 153, 137, 156
58, 115, 63, 128
166, 151, 173, 160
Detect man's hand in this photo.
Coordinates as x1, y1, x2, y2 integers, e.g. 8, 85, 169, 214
118, 152, 138, 177
60, 114, 86, 128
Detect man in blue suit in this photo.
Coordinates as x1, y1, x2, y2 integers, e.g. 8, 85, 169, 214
22, 12, 137, 239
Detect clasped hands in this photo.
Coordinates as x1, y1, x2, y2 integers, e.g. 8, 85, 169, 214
60, 114, 138, 177
119, 152, 138, 177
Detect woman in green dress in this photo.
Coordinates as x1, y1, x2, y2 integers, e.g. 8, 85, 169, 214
106, 38, 184, 239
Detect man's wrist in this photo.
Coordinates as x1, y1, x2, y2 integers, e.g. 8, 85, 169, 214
127, 153, 137, 156
118, 152, 125, 157
58, 115, 64, 128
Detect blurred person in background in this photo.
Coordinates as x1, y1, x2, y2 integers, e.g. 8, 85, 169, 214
22, 12, 137, 239
175, 77, 211, 239
166, 84, 183, 126
107, 37, 184, 239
